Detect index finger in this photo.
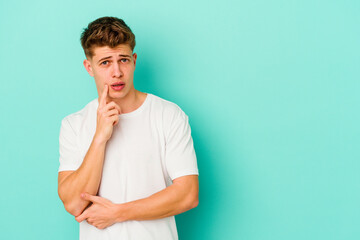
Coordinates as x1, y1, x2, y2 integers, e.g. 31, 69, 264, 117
75, 209, 88, 222
81, 193, 102, 204
99, 84, 108, 108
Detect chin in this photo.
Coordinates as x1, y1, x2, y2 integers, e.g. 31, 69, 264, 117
109, 91, 126, 99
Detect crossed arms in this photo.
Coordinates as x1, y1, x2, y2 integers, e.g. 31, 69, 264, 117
58, 86, 199, 229
58, 138, 198, 229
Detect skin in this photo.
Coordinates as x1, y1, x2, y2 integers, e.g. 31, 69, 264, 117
58, 44, 199, 229
83, 44, 147, 113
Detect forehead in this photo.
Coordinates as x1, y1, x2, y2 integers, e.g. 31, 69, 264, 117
92, 44, 133, 60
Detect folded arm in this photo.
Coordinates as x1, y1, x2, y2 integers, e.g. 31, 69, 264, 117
58, 85, 121, 217
58, 138, 107, 217
75, 175, 199, 229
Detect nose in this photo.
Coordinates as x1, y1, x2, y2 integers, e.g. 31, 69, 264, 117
112, 62, 123, 78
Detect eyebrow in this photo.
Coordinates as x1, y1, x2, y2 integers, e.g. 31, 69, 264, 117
97, 54, 132, 64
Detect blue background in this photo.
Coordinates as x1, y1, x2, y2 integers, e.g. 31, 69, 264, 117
0, 0, 359, 239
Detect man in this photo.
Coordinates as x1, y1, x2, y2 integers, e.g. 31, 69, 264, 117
57, 16, 199, 239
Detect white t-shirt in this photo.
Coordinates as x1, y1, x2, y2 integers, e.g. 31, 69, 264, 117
58, 93, 199, 240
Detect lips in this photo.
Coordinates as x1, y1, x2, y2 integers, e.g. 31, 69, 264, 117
110, 82, 125, 91
111, 81, 125, 87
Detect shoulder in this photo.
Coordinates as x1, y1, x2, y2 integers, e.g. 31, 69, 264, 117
149, 94, 187, 121
148, 94, 190, 138
61, 98, 98, 130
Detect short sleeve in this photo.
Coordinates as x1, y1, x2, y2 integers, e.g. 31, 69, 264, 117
165, 109, 199, 180
58, 117, 82, 172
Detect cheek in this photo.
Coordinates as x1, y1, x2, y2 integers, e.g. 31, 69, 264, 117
94, 70, 108, 80
126, 66, 135, 77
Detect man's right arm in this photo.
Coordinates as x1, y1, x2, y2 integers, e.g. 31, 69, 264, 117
58, 84, 121, 217
58, 137, 107, 217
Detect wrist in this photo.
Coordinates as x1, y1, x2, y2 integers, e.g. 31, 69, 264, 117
114, 203, 132, 223
93, 133, 108, 146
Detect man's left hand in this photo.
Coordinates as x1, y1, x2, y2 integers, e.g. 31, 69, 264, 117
75, 193, 119, 229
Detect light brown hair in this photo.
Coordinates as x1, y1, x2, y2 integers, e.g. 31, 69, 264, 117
80, 16, 136, 59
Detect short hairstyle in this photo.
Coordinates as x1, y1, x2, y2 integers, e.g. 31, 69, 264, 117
80, 16, 136, 59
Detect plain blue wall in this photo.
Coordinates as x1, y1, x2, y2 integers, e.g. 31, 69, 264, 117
1, 0, 359, 239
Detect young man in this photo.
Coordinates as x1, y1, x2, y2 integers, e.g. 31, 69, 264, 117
57, 17, 199, 239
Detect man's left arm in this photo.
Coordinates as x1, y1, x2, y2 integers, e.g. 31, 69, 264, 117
75, 174, 198, 229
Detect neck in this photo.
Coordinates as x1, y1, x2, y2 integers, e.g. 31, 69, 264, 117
108, 89, 146, 114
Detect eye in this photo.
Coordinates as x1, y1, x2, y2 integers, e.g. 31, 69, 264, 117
120, 58, 129, 63
101, 61, 109, 65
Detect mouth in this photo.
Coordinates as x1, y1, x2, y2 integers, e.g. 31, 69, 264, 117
110, 82, 125, 91
111, 82, 125, 86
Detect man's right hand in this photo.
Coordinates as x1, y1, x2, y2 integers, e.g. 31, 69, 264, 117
94, 84, 121, 143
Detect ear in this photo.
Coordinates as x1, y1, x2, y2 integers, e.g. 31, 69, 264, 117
133, 53, 137, 68
83, 59, 94, 77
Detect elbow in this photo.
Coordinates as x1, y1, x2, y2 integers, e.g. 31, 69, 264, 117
58, 188, 83, 217
64, 202, 83, 217
183, 194, 199, 211
190, 197, 199, 209
185, 185, 199, 210
58, 190, 84, 217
